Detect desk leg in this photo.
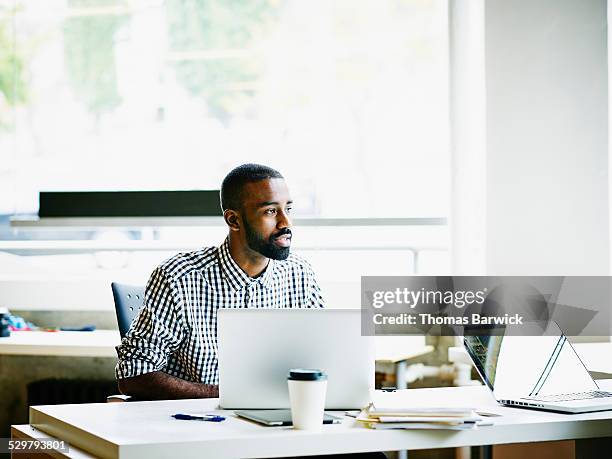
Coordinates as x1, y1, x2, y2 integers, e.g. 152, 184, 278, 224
396, 361, 407, 390
394, 362, 410, 459
395, 357, 408, 459
575, 437, 612, 458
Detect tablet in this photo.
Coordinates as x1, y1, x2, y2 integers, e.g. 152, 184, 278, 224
234, 409, 342, 426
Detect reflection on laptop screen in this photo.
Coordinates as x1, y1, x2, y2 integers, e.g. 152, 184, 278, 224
464, 333, 504, 391
465, 322, 597, 399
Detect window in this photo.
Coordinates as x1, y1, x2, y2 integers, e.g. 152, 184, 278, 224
1, 0, 449, 217
0, 0, 450, 308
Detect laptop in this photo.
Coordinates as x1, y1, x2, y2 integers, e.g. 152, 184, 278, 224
218, 308, 374, 409
464, 321, 612, 413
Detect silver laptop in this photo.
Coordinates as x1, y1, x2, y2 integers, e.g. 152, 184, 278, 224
464, 321, 612, 413
218, 309, 374, 409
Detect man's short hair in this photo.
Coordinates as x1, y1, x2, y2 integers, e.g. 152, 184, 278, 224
220, 163, 284, 212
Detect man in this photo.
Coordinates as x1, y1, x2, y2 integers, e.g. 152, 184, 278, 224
116, 164, 325, 399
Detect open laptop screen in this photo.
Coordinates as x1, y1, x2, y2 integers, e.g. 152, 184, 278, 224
464, 322, 597, 399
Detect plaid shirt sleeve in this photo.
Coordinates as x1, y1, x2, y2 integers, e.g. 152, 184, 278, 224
115, 267, 186, 379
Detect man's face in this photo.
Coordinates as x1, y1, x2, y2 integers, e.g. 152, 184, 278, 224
240, 178, 293, 260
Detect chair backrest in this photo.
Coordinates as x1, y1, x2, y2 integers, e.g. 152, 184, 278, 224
111, 283, 145, 338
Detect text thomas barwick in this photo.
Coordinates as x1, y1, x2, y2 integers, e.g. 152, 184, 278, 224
372, 313, 524, 326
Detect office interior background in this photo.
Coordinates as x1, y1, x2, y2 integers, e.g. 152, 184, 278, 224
0, 0, 609, 453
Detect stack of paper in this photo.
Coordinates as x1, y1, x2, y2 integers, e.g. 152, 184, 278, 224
357, 403, 483, 430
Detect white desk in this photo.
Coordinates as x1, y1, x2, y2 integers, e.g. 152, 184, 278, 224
13, 384, 612, 459
0, 330, 120, 357
0, 331, 430, 368
374, 336, 434, 390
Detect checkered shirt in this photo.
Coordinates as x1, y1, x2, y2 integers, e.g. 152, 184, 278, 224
115, 238, 325, 384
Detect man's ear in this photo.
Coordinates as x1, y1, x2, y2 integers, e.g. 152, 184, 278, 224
223, 209, 241, 232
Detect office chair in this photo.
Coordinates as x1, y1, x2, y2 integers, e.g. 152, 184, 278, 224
108, 282, 145, 402
111, 282, 145, 338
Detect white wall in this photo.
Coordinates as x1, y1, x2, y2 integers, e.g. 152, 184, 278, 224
452, 0, 609, 276
449, 0, 486, 275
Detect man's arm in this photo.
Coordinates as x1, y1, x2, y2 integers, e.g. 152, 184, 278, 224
118, 371, 218, 400
115, 267, 212, 399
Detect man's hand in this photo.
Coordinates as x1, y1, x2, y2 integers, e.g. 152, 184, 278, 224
118, 371, 219, 400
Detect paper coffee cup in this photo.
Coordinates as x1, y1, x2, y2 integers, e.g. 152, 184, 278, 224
287, 369, 328, 431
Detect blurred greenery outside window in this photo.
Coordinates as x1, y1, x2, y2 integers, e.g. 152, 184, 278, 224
0, 0, 449, 219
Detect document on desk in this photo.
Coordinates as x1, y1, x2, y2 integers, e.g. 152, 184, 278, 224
357, 403, 487, 430
363, 422, 482, 430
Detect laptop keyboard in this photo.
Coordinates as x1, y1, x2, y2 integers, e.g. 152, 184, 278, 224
524, 391, 612, 402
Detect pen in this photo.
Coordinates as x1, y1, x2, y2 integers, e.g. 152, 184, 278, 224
172, 413, 226, 422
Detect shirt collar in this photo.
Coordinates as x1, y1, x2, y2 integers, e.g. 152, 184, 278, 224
218, 238, 276, 291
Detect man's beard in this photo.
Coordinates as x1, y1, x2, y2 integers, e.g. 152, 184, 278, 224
243, 217, 291, 260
